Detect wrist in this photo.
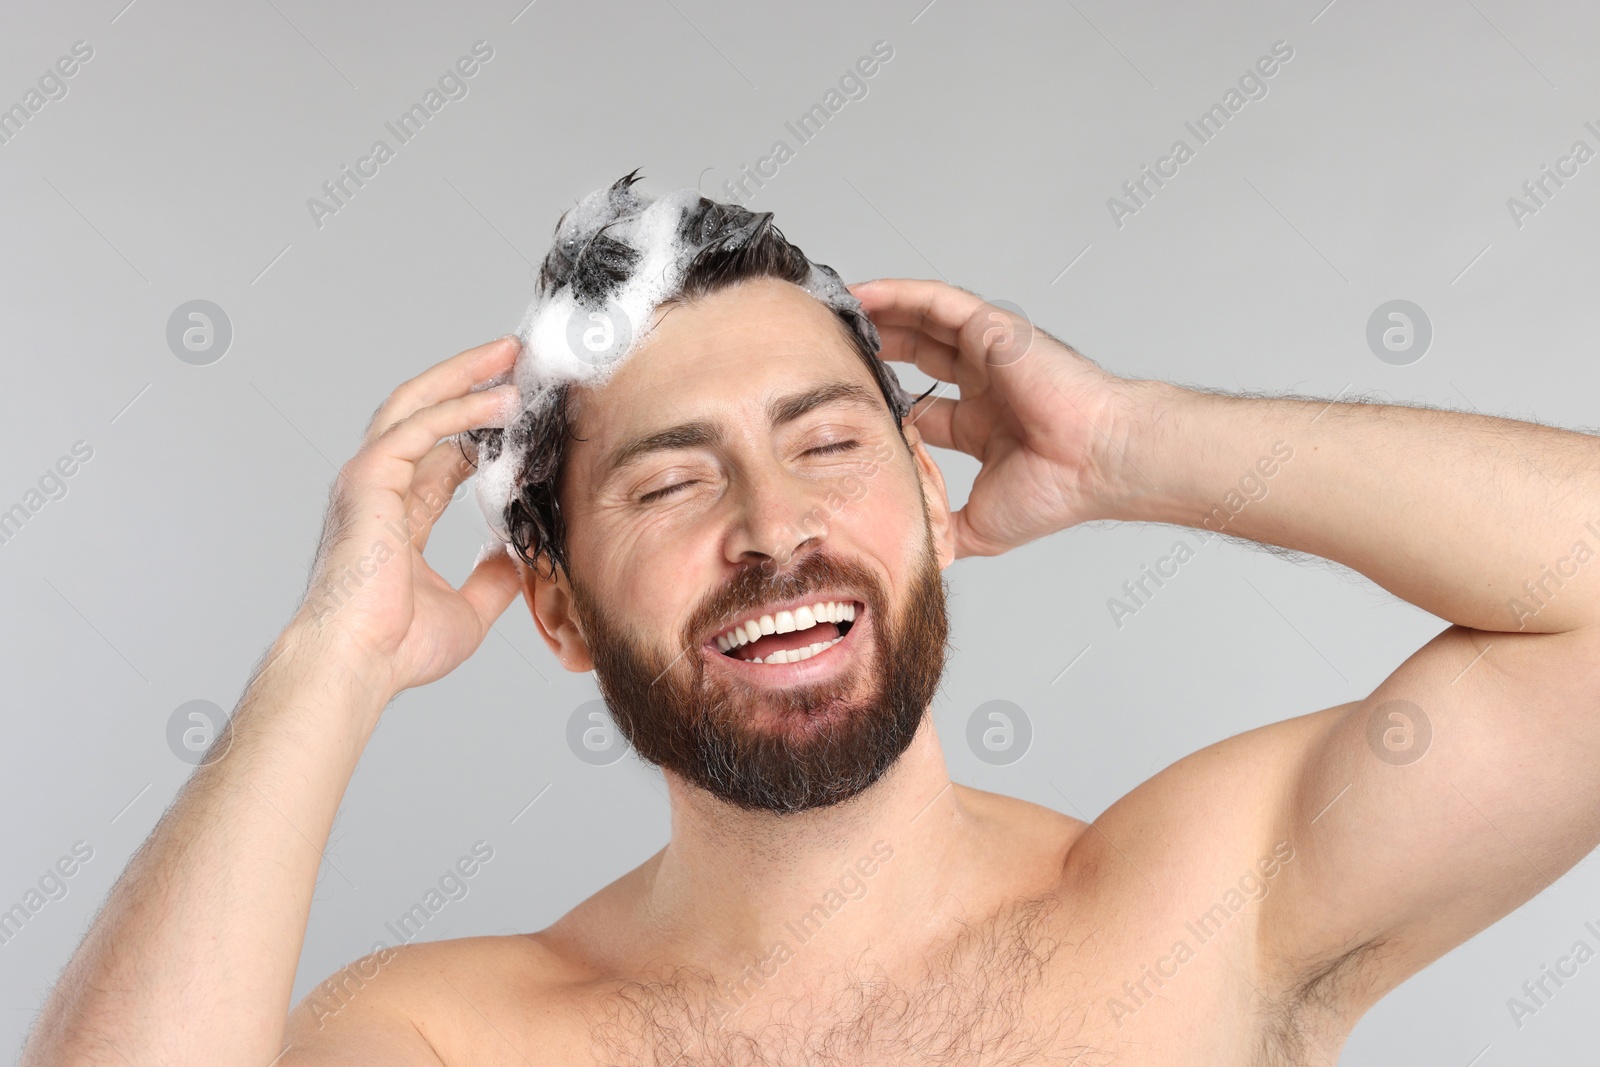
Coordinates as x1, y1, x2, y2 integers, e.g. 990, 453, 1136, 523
264, 619, 398, 726
1082, 377, 1195, 523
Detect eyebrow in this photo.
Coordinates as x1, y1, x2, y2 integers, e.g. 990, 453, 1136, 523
599, 379, 882, 485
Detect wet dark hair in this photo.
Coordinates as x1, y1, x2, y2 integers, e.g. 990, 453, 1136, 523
464, 169, 917, 579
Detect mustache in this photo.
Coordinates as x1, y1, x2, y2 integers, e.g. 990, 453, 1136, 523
685, 550, 884, 645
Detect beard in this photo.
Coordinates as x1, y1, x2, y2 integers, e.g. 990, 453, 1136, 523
566, 526, 950, 815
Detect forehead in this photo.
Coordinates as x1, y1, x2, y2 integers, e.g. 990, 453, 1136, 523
568, 276, 882, 464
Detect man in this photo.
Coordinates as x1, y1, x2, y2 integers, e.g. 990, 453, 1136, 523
23, 172, 1600, 1066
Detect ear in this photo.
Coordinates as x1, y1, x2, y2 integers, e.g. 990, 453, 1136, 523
900, 424, 956, 570
521, 558, 595, 672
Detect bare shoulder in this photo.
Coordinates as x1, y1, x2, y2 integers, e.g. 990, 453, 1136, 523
954, 782, 1092, 867
1040, 704, 1353, 933
282, 858, 656, 1065
949, 703, 1337, 896
1092, 702, 1348, 849
1060, 704, 1365, 994
282, 932, 586, 1065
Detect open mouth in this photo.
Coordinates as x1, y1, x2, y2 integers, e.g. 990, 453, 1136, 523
707, 598, 860, 666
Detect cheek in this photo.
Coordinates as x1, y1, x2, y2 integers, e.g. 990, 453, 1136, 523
589, 503, 714, 587
831, 466, 927, 564
577, 508, 720, 638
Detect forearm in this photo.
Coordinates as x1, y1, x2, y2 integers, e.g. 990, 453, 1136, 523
1102, 380, 1600, 635
23, 625, 391, 1066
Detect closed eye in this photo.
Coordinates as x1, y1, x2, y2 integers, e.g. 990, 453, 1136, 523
637, 442, 861, 503
639, 480, 695, 503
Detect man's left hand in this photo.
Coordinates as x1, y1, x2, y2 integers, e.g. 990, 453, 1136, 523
849, 277, 1132, 558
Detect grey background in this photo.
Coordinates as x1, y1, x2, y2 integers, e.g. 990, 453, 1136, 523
2, 0, 1597, 1061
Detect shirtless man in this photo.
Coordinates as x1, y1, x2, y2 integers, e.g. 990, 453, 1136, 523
23, 174, 1600, 1066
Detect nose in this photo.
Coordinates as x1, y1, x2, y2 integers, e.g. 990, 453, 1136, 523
724, 460, 830, 573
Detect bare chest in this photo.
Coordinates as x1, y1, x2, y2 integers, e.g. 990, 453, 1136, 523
493, 896, 1341, 1067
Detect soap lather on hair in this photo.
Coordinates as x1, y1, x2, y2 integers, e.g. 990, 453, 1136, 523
463, 169, 916, 575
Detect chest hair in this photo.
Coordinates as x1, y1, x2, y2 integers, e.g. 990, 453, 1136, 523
582, 895, 1113, 1067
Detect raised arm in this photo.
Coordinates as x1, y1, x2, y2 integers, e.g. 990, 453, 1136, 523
21, 338, 525, 1067
850, 276, 1600, 1013
1112, 381, 1600, 1004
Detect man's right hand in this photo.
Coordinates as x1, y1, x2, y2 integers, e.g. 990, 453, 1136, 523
292, 335, 526, 697
20, 335, 528, 1067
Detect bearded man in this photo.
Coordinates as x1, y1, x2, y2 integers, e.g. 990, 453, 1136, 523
24, 171, 1600, 1066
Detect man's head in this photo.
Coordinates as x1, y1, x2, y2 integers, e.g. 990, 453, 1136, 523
469, 171, 955, 815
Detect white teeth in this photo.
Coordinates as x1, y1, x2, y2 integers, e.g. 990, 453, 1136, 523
717, 601, 857, 650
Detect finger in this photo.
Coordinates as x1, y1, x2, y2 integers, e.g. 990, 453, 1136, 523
875, 323, 958, 383
396, 440, 480, 553
904, 393, 959, 452
407, 437, 479, 519
364, 335, 521, 448
850, 278, 992, 348
457, 543, 523, 634
351, 384, 519, 503
861, 280, 1039, 380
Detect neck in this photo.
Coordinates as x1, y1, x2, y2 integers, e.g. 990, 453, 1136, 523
640, 712, 979, 976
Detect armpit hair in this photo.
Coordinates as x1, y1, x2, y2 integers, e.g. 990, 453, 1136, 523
1254, 934, 1397, 1066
